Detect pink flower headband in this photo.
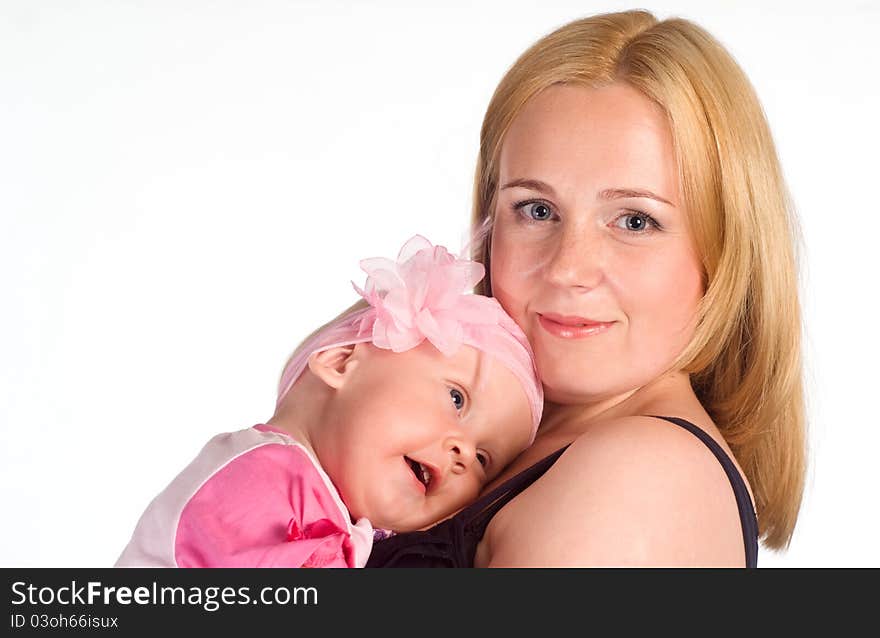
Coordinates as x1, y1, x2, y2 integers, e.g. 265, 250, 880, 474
277, 235, 543, 441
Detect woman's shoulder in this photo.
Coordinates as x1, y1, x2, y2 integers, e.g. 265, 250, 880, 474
567, 413, 739, 472
480, 415, 749, 566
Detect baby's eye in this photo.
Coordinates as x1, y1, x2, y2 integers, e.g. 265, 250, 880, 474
449, 388, 465, 411
476, 452, 488, 468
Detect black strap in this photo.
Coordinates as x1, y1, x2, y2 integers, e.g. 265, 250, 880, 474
650, 416, 759, 568
460, 444, 570, 565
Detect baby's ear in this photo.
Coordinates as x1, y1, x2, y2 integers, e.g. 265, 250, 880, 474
307, 345, 359, 389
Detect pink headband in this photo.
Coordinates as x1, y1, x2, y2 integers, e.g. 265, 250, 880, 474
277, 235, 543, 443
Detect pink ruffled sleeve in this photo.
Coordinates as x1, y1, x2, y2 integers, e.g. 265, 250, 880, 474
174, 443, 367, 568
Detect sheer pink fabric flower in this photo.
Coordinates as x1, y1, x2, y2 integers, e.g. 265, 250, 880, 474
351, 235, 503, 356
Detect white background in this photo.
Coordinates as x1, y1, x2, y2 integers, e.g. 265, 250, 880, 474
2, 0, 878, 567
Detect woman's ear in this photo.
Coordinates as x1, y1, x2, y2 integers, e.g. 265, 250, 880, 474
307, 345, 359, 389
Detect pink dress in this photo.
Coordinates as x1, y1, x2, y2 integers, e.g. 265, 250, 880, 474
115, 424, 374, 568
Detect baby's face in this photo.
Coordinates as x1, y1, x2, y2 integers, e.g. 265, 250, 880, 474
311, 342, 533, 532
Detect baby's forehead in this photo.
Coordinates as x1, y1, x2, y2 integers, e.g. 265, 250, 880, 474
425, 345, 492, 389
415, 343, 525, 400
432, 344, 485, 383
457, 347, 526, 402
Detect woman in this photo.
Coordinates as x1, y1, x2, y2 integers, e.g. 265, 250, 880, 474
366, 9, 806, 567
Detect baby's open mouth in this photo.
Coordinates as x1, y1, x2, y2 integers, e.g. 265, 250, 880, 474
405, 456, 432, 490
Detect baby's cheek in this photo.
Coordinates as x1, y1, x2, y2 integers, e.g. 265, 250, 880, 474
461, 478, 484, 505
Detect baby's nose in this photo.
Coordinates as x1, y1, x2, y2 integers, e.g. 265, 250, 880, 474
447, 437, 477, 474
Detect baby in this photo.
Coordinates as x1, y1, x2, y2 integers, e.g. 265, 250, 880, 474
115, 235, 542, 567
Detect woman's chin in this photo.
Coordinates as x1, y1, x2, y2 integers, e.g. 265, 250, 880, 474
540, 374, 636, 407
541, 383, 602, 406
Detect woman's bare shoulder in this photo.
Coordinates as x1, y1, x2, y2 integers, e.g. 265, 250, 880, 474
481, 415, 747, 567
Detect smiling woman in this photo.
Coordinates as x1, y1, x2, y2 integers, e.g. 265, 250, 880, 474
490, 82, 704, 407
367, 9, 806, 567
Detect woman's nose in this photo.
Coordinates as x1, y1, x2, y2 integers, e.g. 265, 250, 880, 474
544, 223, 603, 290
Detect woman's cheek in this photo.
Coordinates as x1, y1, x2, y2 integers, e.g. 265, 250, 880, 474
624, 251, 702, 356
490, 265, 523, 322
490, 234, 531, 321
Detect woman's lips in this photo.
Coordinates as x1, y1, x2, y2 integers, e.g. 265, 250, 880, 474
538, 313, 615, 339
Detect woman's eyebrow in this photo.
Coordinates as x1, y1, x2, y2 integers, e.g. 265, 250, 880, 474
500, 178, 556, 195
598, 188, 674, 206
500, 179, 674, 206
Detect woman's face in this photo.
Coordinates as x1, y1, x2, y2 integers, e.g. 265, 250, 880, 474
490, 83, 704, 405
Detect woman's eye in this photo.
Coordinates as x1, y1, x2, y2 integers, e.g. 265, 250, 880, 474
614, 211, 658, 232
449, 388, 465, 411
515, 200, 554, 221
476, 452, 488, 468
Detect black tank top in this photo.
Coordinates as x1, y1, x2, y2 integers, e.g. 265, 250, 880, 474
366, 415, 759, 568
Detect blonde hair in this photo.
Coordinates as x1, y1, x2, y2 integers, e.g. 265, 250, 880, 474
470, 10, 806, 549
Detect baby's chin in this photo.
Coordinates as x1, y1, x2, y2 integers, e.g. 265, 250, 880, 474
371, 516, 434, 534
370, 508, 457, 534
